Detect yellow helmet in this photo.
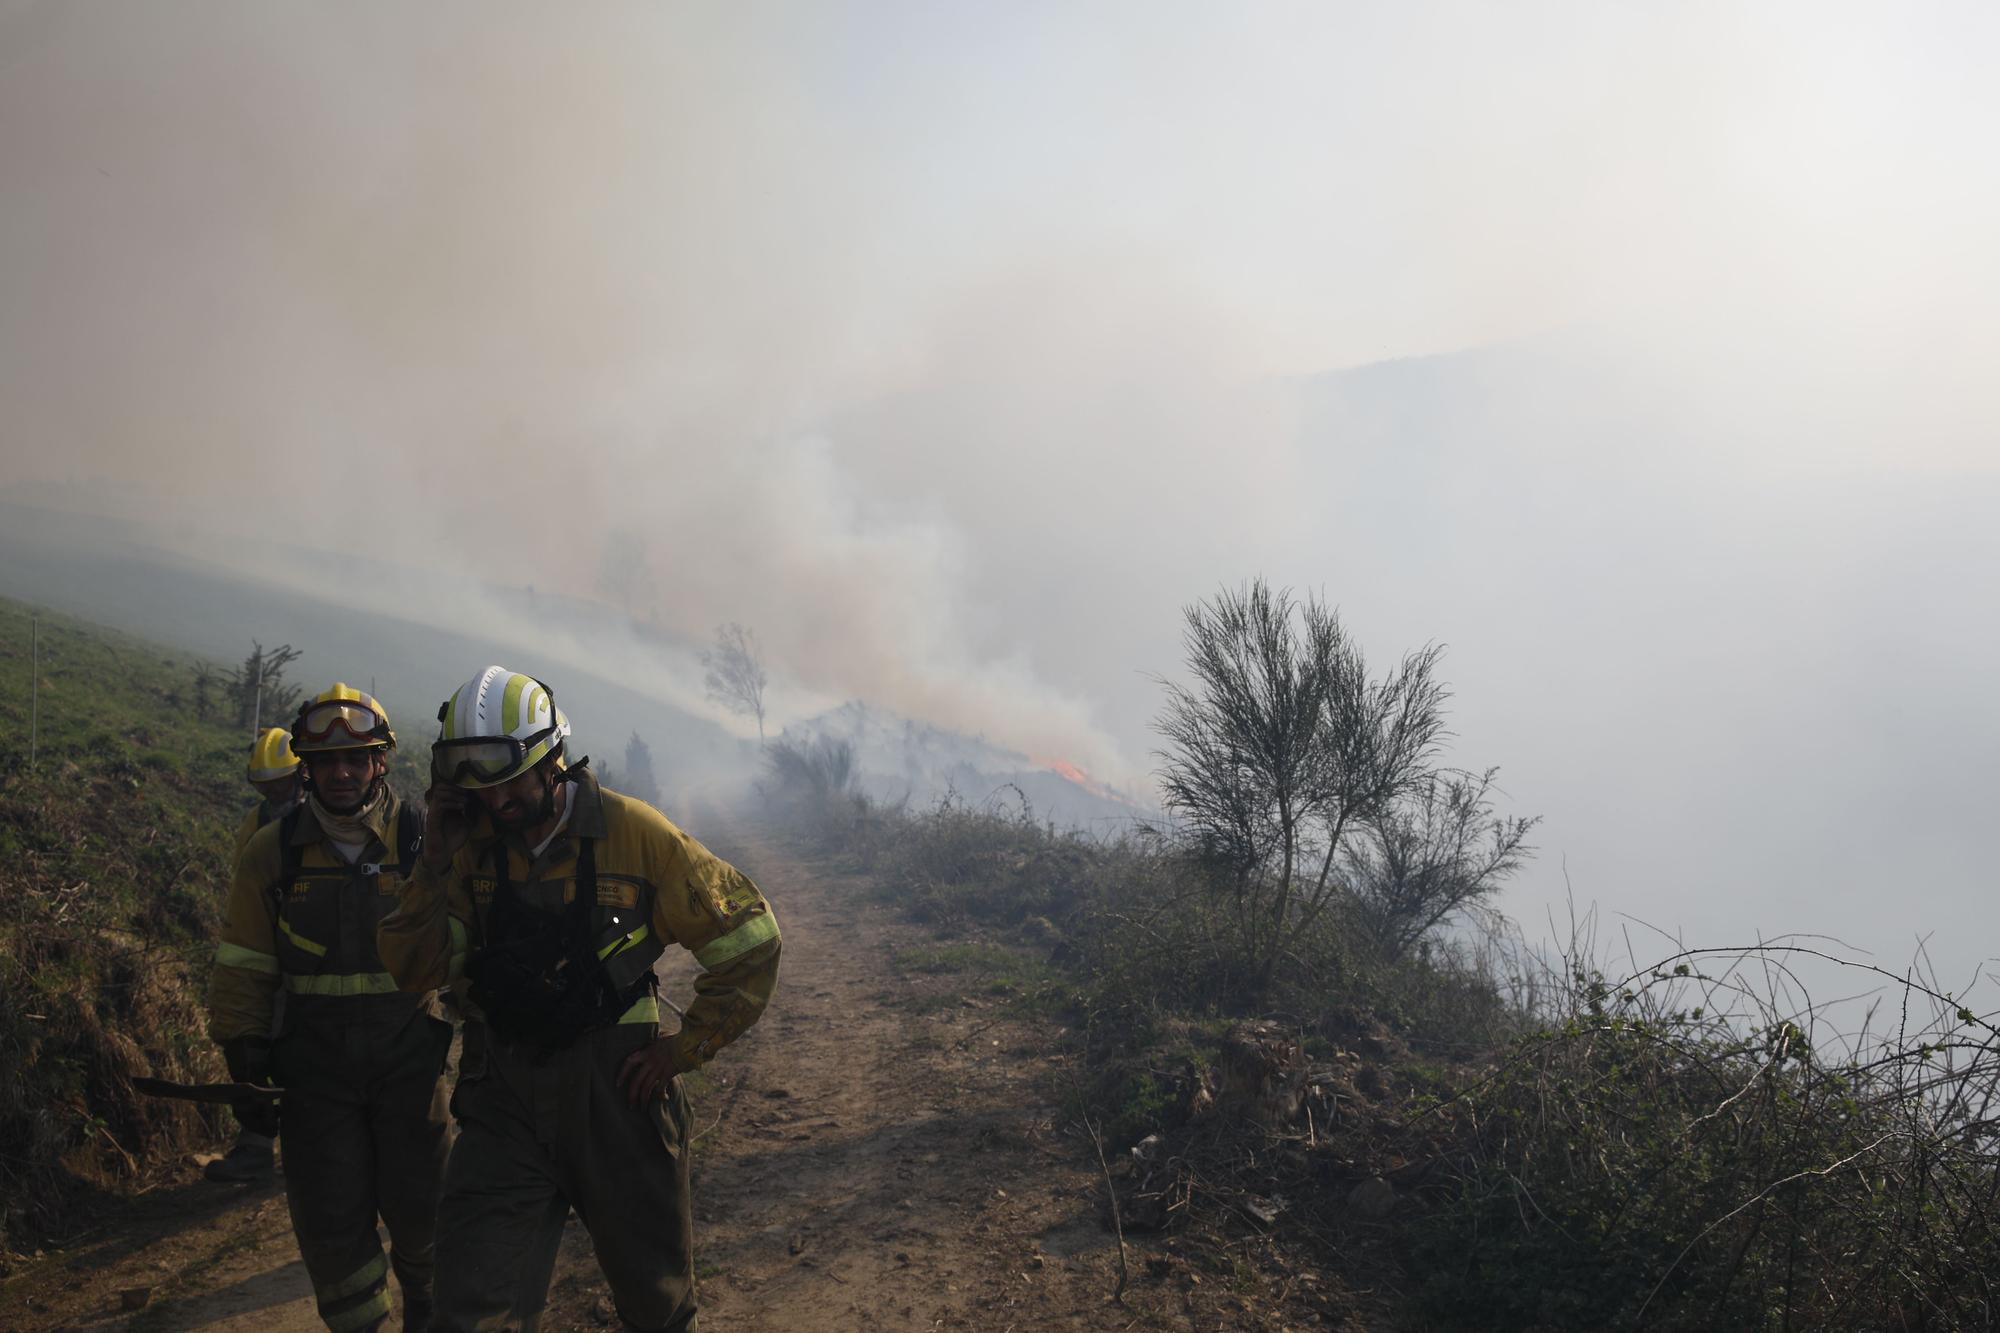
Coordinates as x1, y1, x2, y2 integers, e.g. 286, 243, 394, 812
246, 727, 300, 784
291, 684, 396, 754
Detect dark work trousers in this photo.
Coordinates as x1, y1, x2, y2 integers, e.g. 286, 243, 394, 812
276, 1001, 454, 1332
435, 1021, 695, 1333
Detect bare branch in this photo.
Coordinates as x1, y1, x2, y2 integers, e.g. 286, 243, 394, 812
701, 622, 769, 744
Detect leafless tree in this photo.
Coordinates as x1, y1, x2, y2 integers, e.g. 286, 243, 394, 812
701, 623, 768, 744
1154, 579, 1451, 991
231, 642, 303, 731
1344, 767, 1539, 960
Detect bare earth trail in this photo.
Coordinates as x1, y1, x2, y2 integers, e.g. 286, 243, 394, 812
534, 809, 1129, 1331
4, 809, 1280, 1332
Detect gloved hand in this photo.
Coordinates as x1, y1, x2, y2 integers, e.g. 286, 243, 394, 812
222, 1036, 280, 1136
222, 1035, 273, 1085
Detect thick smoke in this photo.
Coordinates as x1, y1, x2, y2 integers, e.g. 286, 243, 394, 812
3, 2, 1998, 981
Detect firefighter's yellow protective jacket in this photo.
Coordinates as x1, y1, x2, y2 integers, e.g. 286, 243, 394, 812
376, 769, 780, 1070
210, 791, 437, 1042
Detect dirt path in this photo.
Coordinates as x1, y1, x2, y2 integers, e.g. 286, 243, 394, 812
0, 811, 1202, 1332
533, 812, 1135, 1331
0, 1180, 319, 1330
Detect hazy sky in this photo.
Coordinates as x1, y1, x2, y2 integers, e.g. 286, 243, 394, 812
3, 2, 1996, 988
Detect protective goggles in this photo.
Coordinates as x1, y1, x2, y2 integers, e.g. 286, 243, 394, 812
431, 728, 558, 787
295, 700, 391, 747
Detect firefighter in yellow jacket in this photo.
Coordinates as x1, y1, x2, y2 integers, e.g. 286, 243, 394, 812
378, 667, 781, 1333
204, 726, 307, 1183
234, 726, 304, 860
209, 686, 451, 1333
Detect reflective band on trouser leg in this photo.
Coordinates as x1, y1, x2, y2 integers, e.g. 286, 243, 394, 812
214, 941, 280, 974
283, 972, 403, 996
693, 912, 780, 969
448, 916, 468, 985
317, 1252, 391, 1332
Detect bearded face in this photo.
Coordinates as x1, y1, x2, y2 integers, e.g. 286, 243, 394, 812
475, 763, 558, 831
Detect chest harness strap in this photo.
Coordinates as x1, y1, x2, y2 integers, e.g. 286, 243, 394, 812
465, 832, 654, 1051
267, 804, 424, 971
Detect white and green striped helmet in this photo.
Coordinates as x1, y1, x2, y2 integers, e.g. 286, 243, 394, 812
432, 666, 572, 788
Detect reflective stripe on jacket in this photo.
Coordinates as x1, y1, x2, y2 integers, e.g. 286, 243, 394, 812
208, 793, 432, 1042
377, 769, 781, 1070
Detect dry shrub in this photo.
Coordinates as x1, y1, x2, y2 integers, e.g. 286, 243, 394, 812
759, 736, 874, 849
1408, 944, 2000, 1329
0, 867, 228, 1253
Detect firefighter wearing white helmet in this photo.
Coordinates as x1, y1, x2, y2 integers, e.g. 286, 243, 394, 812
379, 667, 782, 1333
209, 685, 449, 1332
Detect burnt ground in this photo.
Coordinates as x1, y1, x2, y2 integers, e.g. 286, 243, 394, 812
0, 810, 1352, 1332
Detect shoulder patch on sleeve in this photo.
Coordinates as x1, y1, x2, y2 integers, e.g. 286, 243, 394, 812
685, 877, 727, 926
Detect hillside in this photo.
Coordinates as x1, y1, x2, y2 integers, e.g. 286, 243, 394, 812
0, 605, 1336, 1331
9, 597, 1998, 1330
0, 598, 251, 1257
0, 500, 752, 802
0, 500, 1147, 833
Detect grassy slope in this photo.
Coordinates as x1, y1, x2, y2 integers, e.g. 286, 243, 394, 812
0, 598, 265, 1259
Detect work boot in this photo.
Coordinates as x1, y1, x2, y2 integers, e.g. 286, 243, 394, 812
401, 1293, 433, 1333
202, 1132, 275, 1182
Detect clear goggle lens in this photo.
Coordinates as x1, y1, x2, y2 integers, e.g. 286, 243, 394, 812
298, 701, 385, 743
433, 736, 531, 785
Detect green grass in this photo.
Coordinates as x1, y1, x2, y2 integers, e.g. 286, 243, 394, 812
892, 941, 1054, 993
0, 599, 290, 1255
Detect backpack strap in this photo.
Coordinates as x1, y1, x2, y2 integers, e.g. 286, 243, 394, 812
575, 835, 597, 919
266, 805, 306, 919
393, 800, 425, 874
551, 834, 598, 961
280, 806, 305, 882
